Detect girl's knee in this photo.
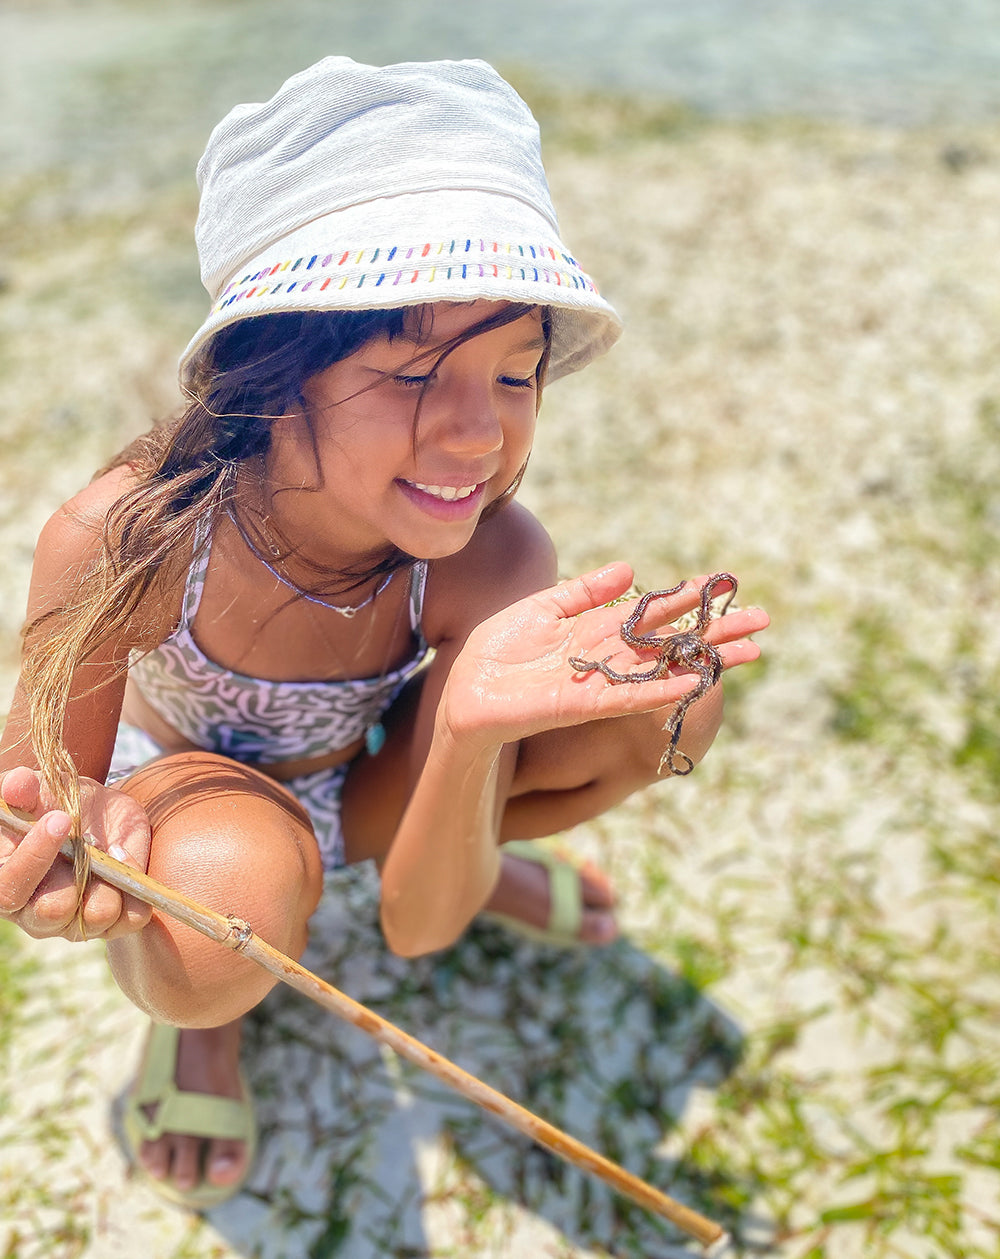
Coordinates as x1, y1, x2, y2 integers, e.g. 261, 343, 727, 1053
138, 754, 321, 912
513, 719, 661, 799
500, 720, 669, 841
111, 753, 324, 1023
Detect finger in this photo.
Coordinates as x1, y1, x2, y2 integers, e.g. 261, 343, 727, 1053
63, 792, 152, 938
101, 843, 153, 937
98, 792, 153, 929
608, 638, 760, 677
546, 564, 636, 620
630, 591, 768, 644
702, 606, 770, 645
573, 636, 761, 706
715, 638, 762, 669
71, 872, 128, 939
605, 574, 733, 642
0, 810, 73, 914
569, 658, 704, 707
103, 903, 153, 939
0, 766, 44, 817
626, 579, 705, 633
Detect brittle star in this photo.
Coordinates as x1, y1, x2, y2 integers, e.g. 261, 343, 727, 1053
569, 573, 737, 776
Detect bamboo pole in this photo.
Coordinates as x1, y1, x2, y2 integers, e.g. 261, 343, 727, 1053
0, 802, 728, 1252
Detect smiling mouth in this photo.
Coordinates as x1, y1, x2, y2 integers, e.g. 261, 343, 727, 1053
405, 481, 480, 502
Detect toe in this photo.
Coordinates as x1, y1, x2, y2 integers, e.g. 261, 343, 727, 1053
206, 1138, 248, 1188
139, 1135, 170, 1181
579, 905, 619, 945
169, 1135, 203, 1192
578, 859, 616, 909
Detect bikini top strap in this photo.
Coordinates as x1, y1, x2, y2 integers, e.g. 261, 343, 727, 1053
407, 560, 428, 635
178, 514, 214, 629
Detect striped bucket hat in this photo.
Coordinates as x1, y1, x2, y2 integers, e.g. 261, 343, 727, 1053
179, 56, 622, 385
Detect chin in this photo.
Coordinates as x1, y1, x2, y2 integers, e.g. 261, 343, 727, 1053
399, 521, 481, 561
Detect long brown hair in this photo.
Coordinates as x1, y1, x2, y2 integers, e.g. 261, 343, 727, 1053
20, 301, 550, 909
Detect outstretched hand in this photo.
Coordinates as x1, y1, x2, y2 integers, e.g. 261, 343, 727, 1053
442, 563, 768, 747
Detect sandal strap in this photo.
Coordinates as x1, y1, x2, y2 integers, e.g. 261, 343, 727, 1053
500, 840, 584, 940
126, 1021, 253, 1143
131, 1023, 182, 1105
543, 851, 583, 940
129, 1084, 253, 1143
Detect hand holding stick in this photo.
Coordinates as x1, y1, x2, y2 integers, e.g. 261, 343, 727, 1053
0, 801, 728, 1251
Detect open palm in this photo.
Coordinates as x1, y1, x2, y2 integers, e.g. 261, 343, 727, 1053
444, 563, 768, 746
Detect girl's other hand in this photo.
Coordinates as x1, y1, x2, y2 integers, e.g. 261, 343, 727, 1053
0, 767, 152, 942
442, 563, 769, 747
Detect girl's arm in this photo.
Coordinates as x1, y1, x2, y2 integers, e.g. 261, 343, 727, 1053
0, 472, 156, 940
377, 504, 555, 956
377, 505, 767, 956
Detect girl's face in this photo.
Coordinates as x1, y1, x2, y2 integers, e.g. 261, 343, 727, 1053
269, 301, 545, 562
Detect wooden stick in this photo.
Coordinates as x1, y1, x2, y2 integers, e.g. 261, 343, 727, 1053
0, 804, 728, 1251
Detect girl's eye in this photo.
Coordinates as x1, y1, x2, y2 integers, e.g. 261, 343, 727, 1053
392, 373, 535, 390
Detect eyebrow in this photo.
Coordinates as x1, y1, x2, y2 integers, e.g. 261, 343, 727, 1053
509, 335, 548, 353
386, 332, 547, 360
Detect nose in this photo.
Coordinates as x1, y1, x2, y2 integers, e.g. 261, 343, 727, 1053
419, 379, 505, 458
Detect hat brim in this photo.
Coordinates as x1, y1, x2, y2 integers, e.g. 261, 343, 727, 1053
179, 189, 621, 386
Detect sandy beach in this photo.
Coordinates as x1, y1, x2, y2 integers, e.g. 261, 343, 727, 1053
2, 34, 999, 1259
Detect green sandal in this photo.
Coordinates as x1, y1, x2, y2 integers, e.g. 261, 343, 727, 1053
483, 840, 590, 948
122, 1022, 257, 1210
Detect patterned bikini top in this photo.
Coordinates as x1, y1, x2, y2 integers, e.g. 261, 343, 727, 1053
129, 518, 430, 766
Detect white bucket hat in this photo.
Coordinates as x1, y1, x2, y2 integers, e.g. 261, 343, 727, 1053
179, 56, 622, 385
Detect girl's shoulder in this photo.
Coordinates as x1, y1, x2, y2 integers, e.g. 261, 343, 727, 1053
31, 464, 185, 647
35, 464, 138, 572
421, 501, 558, 647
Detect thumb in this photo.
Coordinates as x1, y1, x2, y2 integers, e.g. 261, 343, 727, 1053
544, 563, 635, 621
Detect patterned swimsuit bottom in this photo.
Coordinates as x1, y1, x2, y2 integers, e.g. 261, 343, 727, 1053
108, 518, 429, 871
106, 724, 360, 871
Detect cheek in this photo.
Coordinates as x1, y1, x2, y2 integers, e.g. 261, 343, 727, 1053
322, 403, 411, 462
506, 392, 538, 435
512, 408, 537, 456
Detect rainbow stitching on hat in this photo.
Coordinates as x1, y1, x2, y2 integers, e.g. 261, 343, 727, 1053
214, 239, 599, 313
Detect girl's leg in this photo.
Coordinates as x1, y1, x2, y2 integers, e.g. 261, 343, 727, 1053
342, 676, 705, 942
108, 751, 325, 1194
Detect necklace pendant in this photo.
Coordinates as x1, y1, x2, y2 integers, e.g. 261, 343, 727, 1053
365, 722, 386, 756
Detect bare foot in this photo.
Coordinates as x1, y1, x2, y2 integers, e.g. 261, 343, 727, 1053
138, 1018, 250, 1194
485, 848, 618, 944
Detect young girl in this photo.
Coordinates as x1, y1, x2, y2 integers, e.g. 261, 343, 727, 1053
0, 57, 768, 1208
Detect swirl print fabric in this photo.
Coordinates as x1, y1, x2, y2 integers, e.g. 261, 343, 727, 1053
114, 518, 431, 871
106, 724, 352, 870
128, 518, 429, 765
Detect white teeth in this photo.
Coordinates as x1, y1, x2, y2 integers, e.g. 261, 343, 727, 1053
410, 482, 478, 501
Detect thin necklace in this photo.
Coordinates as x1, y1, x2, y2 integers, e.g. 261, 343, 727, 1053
228, 508, 394, 618
300, 572, 408, 757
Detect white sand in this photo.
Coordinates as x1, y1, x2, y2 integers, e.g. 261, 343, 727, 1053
2, 110, 999, 1258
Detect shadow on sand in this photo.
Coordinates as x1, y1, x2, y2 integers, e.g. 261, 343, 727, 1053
206, 864, 748, 1259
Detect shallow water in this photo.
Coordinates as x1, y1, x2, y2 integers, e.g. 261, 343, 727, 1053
3, 0, 1000, 179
